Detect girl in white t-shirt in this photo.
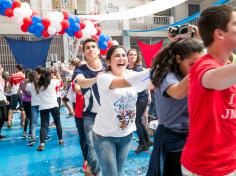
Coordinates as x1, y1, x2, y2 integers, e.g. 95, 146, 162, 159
37, 68, 64, 151
25, 70, 40, 146
93, 45, 150, 176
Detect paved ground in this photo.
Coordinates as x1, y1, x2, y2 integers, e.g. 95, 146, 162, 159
0, 108, 153, 176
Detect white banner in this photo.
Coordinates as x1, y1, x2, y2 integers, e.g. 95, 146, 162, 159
79, 0, 187, 21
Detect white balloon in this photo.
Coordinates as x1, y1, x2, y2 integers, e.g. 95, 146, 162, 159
85, 20, 93, 27
47, 12, 55, 20
90, 26, 98, 36
18, 10, 28, 18
21, 2, 31, 9
81, 29, 91, 39
50, 19, 60, 26
54, 23, 62, 32
13, 7, 30, 19
81, 20, 97, 36
48, 26, 57, 35
112, 40, 119, 46
24, 8, 32, 17
13, 8, 22, 17
53, 11, 64, 21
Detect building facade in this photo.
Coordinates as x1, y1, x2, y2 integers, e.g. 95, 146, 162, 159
0, 0, 235, 73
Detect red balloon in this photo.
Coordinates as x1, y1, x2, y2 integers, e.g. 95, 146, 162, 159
107, 40, 113, 48
80, 22, 86, 30
42, 18, 50, 28
20, 24, 29, 32
75, 31, 83, 39
91, 35, 99, 42
12, 0, 21, 9
58, 30, 65, 35
61, 20, 70, 29
96, 27, 101, 35
42, 30, 50, 38
62, 11, 69, 19
4, 8, 13, 17
100, 49, 108, 55
23, 17, 32, 25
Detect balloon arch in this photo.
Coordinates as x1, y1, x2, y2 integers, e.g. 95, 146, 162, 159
0, 0, 115, 55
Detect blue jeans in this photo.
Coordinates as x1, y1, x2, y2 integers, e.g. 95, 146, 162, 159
75, 117, 88, 161
83, 115, 100, 175
31, 106, 39, 139
93, 132, 133, 176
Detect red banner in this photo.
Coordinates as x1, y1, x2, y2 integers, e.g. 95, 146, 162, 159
136, 39, 163, 68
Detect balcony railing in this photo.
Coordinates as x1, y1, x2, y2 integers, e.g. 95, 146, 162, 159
100, 15, 172, 32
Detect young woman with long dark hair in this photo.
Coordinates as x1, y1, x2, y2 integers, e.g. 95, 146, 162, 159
37, 68, 63, 151
147, 38, 203, 176
25, 70, 40, 146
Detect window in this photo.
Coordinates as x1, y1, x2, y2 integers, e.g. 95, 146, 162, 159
188, 4, 200, 16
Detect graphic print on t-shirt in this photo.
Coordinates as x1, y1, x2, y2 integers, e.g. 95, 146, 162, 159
221, 93, 236, 119
114, 93, 136, 130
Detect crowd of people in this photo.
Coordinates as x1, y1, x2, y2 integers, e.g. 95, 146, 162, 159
1, 4, 236, 176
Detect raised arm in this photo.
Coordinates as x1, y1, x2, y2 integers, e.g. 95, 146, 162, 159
202, 64, 236, 90
75, 74, 97, 89
109, 69, 150, 91
61, 63, 73, 75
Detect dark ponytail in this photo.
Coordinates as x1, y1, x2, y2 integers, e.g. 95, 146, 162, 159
151, 38, 203, 88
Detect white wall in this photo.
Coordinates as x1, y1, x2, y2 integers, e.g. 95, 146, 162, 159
173, 2, 188, 22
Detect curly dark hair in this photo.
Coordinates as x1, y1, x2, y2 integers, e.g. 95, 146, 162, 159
38, 68, 51, 90
151, 38, 203, 88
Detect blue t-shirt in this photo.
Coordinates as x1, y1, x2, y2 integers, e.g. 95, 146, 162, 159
128, 65, 148, 100
155, 72, 189, 133
73, 62, 107, 116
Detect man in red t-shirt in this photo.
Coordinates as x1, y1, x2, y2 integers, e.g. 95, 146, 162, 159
181, 5, 236, 176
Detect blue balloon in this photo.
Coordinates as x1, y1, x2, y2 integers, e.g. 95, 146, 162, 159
105, 34, 111, 42
71, 23, 80, 32
98, 38, 103, 46
99, 41, 108, 50
35, 30, 42, 38
74, 16, 80, 23
32, 16, 42, 24
36, 23, 44, 32
0, 2, 4, 9
0, 8, 5, 16
2, 0, 12, 9
99, 33, 106, 42
65, 27, 74, 37
28, 25, 36, 34
68, 16, 76, 24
